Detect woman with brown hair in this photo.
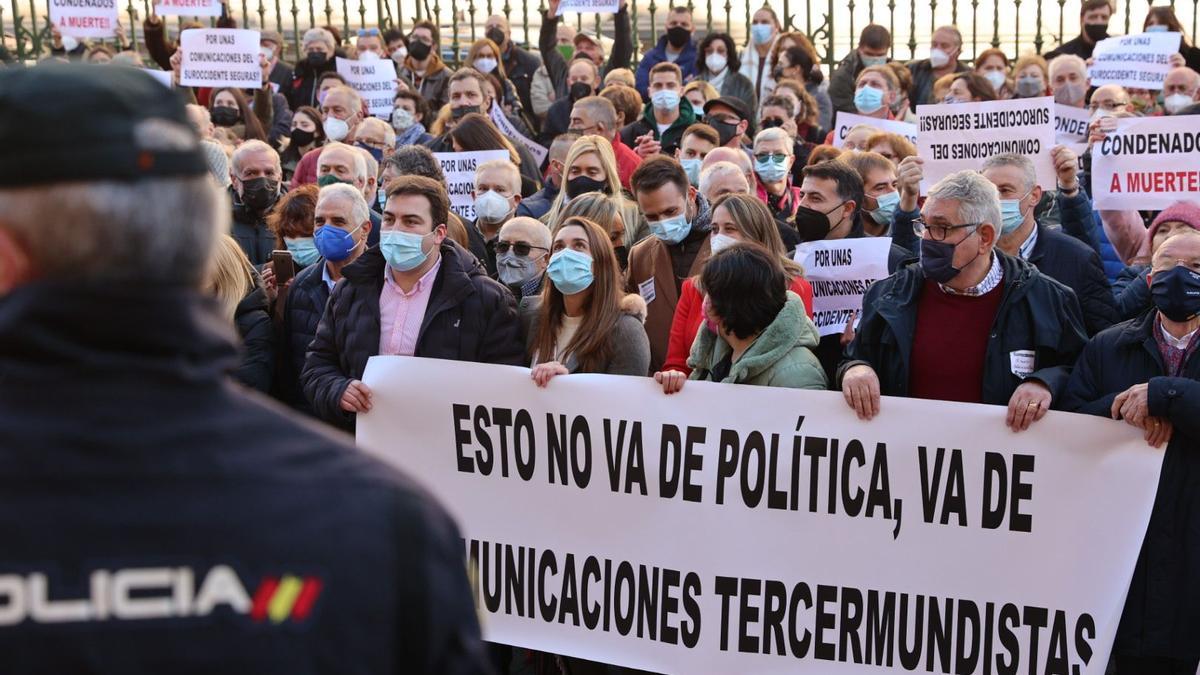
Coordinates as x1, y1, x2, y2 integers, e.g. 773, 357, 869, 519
768, 32, 831, 128
558, 191, 633, 271
773, 78, 824, 142
447, 113, 542, 197
974, 47, 1014, 99
1145, 6, 1200, 72
524, 216, 650, 385
208, 87, 268, 143
944, 72, 996, 103
464, 38, 529, 123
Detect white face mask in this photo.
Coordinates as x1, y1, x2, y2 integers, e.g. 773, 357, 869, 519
929, 48, 951, 68
705, 53, 728, 73
984, 70, 1006, 92
323, 116, 350, 142
474, 57, 499, 74
358, 50, 381, 61
709, 232, 738, 254
1164, 93, 1195, 114
391, 46, 407, 62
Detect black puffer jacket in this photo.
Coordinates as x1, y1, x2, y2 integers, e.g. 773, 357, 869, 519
232, 284, 274, 393
301, 240, 525, 429
277, 259, 331, 411
231, 194, 277, 267
285, 55, 337, 110
838, 252, 1089, 405
1062, 309, 1200, 661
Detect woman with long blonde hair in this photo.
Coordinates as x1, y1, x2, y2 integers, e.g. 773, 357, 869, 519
206, 235, 274, 392
523, 217, 650, 385
542, 135, 645, 246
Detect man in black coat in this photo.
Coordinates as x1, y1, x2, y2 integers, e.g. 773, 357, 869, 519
1044, 0, 1114, 61
230, 140, 284, 266
982, 149, 1117, 336
278, 183, 373, 413
1062, 230, 1200, 675
301, 175, 525, 430
840, 170, 1088, 432
485, 14, 542, 124
0, 64, 491, 674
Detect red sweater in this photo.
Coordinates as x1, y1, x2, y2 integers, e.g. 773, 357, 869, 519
611, 135, 643, 192
662, 275, 815, 375
908, 279, 1004, 403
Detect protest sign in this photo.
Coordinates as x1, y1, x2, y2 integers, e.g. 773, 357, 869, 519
794, 237, 891, 337
490, 102, 549, 166
335, 57, 397, 118
1093, 115, 1200, 210
433, 150, 511, 220
49, 0, 118, 39
917, 97, 1056, 193
179, 29, 261, 89
1088, 32, 1182, 90
359, 357, 1163, 675
831, 112, 917, 149
1054, 103, 1091, 156
154, 0, 222, 16
555, 0, 620, 15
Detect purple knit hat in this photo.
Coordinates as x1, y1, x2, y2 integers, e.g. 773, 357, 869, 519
1148, 201, 1200, 245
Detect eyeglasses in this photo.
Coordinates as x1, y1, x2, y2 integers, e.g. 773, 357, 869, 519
357, 28, 381, 37
754, 152, 788, 163
495, 241, 548, 256
913, 218, 981, 241
1088, 100, 1128, 112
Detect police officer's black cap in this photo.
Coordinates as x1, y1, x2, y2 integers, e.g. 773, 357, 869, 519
704, 96, 752, 122
0, 64, 207, 187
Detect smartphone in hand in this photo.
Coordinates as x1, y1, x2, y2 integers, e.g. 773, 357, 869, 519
271, 250, 296, 287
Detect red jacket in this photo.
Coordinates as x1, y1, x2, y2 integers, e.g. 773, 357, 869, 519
662, 274, 815, 375
611, 134, 643, 192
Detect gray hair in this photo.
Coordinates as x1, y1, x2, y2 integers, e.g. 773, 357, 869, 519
1048, 54, 1087, 79
476, 159, 522, 193
980, 153, 1036, 193
302, 27, 336, 52
699, 161, 750, 197
0, 176, 225, 286
230, 139, 280, 178
357, 117, 396, 149
500, 216, 552, 249
320, 142, 368, 181
753, 127, 793, 155
926, 170, 1003, 233
574, 96, 616, 132
317, 183, 371, 227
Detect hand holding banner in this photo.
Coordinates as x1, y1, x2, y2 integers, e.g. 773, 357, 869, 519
359, 357, 1163, 675
917, 97, 1056, 193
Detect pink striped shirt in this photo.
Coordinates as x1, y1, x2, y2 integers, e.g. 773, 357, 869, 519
378, 257, 442, 356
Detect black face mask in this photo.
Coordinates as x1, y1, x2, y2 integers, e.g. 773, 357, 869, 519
614, 244, 629, 271
666, 26, 692, 48
569, 81, 593, 102
1151, 266, 1200, 322
211, 106, 240, 127
709, 118, 741, 146
407, 39, 431, 61
793, 201, 846, 242
1083, 24, 1109, 42
241, 176, 281, 213
486, 27, 506, 47
290, 127, 316, 147
452, 105, 481, 120
566, 175, 609, 199
761, 117, 785, 129
306, 51, 328, 67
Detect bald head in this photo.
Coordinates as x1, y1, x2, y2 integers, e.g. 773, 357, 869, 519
703, 147, 754, 186
699, 161, 751, 204
497, 217, 552, 283
500, 217, 552, 250
1164, 66, 1200, 99
1153, 228, 1200, 271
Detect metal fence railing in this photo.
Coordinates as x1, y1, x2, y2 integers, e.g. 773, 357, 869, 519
5, 0, 1198, 70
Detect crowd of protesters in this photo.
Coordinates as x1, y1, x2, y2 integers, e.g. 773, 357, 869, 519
5, 0, 1200, 671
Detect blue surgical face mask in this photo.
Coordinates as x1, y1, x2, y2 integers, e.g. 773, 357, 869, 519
648, 212, 692, 244
860, 53, 887, 67
355, 142, 384, 163
651, 89, 681, 112
546, 248, 595, 295
999, 189, 1033, 235
854, 85, 885, 114
680, 157, 702, 186
285, 237, 321, 267
754, 155, 790, 183
314, 222, 366, 262
869, 190, 900, 225
751, 23, 774, 46
380, 229, 434, 271
1145, 24, 1169, 32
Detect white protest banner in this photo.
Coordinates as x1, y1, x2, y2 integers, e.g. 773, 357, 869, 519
179, 29, 261, 89
1054, 103, 1091, 156
154, 0, 221, 16
434, 150, 510, 220
917, 96, 1056, 194
359, 358, 1163, 674
335, 57, 397, 118
49, 0, 118, 39
490, 102, 549, 166
831, 112, 917, 149
1088, 32, 1182, 90
1093, 115, 1200, 210
794, 237, 891, 337
555, 0, 620, 15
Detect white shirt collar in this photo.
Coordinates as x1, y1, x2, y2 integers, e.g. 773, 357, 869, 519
1159, 321, 1198, 350
939, 252, 1003, 297
1018, 224, 1039, 260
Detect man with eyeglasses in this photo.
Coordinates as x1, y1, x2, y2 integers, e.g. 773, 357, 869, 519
496, 217, 552, 299
838, 170, 1088, 432
1087, 84, 1131, 116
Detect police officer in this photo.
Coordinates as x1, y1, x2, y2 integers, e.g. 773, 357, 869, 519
0, 65, 491, 674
